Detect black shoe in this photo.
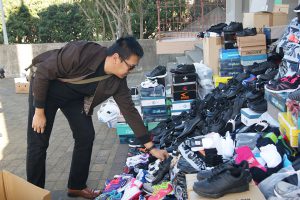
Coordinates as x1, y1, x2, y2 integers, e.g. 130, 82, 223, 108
177, 116, 201, 140
247, 97, 267, 113
152, 156, 173, 184
170, 64, 195, 74
197, 160, 249, 180
258, 67, 278, 81
236, 28, 257, 37
207, 23, 228, 35
193, 165, 252, 198
223, 22, 243, 32
245, 89, 264, 102
146, 65, 167, 79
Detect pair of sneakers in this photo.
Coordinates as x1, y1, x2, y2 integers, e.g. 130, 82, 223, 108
140, 78, 159, 88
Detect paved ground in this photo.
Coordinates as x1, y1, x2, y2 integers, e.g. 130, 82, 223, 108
0, 72, 145, 199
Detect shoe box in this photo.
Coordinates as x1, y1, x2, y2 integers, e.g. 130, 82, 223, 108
241, 108, 263, 126
264, 90, 288, 112
238, 45, 267, 56
14, 77, 30, 94
143, 113, 169, 123
147, 121, 160, 131
185, 174, 266, 200
203, 36, 222, 75
172, 82, 198, 101
267, 102, 280, 124
172, 73, 198, 84
237, 34, 266, 48
140, 97, 166, 107
240, 54, 267, 67
219, 70, 243, 77
142, 105, 168, 116
224, 41, 237, 49
140, 84, 165, 97
173, 90, 197, 101
213, 75, 232, 87
171, 99, 194, 115
286, 99, 300, 129
278, 112, 300, 148
219, 49, 240, 60
0, 170, 51, 200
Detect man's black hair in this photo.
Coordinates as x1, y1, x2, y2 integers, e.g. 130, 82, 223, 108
107, 36, 144, 59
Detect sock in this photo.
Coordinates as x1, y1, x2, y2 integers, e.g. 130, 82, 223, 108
260, 144, 282, 168
235, 146, 267, 171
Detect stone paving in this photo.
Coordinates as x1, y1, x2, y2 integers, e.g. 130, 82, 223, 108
0, 72, 145, 199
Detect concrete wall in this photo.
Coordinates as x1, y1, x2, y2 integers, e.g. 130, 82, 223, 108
0, 39, 157, 77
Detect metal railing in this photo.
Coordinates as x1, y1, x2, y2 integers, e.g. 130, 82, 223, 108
156, 0, 226, 40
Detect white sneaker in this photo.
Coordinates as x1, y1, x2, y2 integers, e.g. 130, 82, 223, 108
121, 178, 142, 200
141, 79, 159, 88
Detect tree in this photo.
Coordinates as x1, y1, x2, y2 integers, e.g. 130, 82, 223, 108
38, 3, 94, 43
5, 2, 38, 43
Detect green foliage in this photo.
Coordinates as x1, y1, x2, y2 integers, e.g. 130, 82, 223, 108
6, 2, 38, 43
38, 3, 94, 43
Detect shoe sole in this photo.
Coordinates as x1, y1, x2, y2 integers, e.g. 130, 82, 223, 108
264, 84, 300, 94
146, 73, 167, 79
193, 184, 249, 198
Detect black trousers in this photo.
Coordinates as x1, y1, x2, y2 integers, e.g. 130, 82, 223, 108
26, 80, 95, 189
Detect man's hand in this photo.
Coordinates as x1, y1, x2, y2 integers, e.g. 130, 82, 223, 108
32, 108, 46, 133
149, 148, 169, 161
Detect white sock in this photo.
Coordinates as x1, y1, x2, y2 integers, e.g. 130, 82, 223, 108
260, 144, 282, 168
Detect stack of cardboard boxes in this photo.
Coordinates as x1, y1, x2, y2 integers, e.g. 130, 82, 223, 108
237, 34, 267, 67
170, 72, 198, 116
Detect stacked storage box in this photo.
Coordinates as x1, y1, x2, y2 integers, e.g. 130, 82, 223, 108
116, 94, 143, 143
219, 49, 242, 77
171, 72, 198, 116
237, 34, 267, 66
141, 83, 169, 124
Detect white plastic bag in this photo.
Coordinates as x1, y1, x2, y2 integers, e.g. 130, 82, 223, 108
97, 99, 120, 123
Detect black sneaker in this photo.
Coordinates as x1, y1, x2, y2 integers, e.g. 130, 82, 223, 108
223, 22, 243, 32
257, 67, 278, 81
247, 97, 267, 113
207, 23, 228, 34
128, 138, 143, 148
0, 68, 5, 79
265, 75, 300, 93
197, 160, 249, 180
146, 65, 167, 79
151, 156, 173, 184
170, 64, 195, 74
193, 165, 252, 198
236, 27, 257, 37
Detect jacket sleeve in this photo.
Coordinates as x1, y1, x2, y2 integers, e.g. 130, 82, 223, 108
113, 79, 151, 144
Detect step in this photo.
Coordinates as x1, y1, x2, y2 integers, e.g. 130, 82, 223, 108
194, 43, 203, 51
186, 50, 203, 63
176, 56, 193, 65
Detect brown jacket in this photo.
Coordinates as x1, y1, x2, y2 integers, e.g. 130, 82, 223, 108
32, 41, 151, 143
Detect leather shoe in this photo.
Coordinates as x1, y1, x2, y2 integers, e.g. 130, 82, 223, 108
67, 187, 101, 199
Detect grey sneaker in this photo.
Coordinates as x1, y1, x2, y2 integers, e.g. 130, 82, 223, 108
288, 88, 300, 101
274, 181, 300, 199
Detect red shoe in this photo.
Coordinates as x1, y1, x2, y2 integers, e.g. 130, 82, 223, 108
67, 187, 101, 199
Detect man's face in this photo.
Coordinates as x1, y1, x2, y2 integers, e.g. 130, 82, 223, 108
114, 54, 139, 79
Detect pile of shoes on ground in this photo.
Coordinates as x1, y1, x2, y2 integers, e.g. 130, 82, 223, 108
97, 20, 300, 199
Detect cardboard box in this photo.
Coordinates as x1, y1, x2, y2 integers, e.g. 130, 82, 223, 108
278, 112, 300, 147
186, 174, 266, 200
272, 12, 288, 26
273, 4, 289, 14
241, 108, 263, 126
14, 77, 30, 94
203, 37, 222, 75
140, 97, 166, 107
237, 34, 266, 48
171, 99, 193, 111
239, 45, 267, 56
0, 170, 51, 200
243, 12, 272, 30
